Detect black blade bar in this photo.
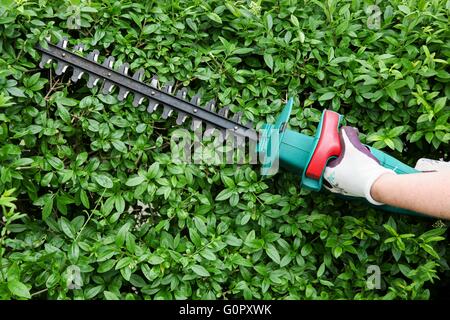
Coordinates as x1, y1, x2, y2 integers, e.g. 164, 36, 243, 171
36, 41, 258, 142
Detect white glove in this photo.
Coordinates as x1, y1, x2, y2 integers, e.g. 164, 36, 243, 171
415, 158, 450, 172
323, 126, 396, 205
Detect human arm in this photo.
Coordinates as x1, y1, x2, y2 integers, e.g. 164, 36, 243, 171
370, 170, 450, 219
323, 126, 450, 219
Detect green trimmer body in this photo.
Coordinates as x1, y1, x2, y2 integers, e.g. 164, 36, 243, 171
257, 98, 420, 217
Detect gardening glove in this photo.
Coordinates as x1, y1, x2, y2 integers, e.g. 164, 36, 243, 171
415, 158, 450, 172
323, 126, 396, 205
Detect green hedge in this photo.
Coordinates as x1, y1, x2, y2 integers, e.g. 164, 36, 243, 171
0, 0, 449, 299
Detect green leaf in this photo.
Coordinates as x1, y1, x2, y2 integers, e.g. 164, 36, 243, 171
263, 54, 273, 70
266, 14, 273, 31
8, 280, 31, 299
104, 291, 120, 300
85, 285, 103, 299
200, 249, 217, 261
421, 244, 440, 259
148, 162, 160, 179
93, 174, 113, 189
111, 140, 127, 153
317, 262, 326, 277
434, 97, 447, 113
233, 48, 254, 55
116, 223, 131, 247
409, 131, 423, 143
265, 244, 280, 264
301, 243, 312, 256
115, 257, 133, 269
80, 189, 90, 209
225, 235, 242, 247
7, 87, 26, 97
57, 105, 71, 123
388, 126, 405, 137
59, 217, 75, 239
229, 193, 239, 206
48, 156, 64, 171
193, 216, 207, 236
42, 195, 54, 220
319, 92, 336, 101
191, 265, 210, 277
148, 255, 164, 265
215, 188, 233, 201
290, 15, 299, 27
98, 260, 116, 273
126, 175, 146, 187
398, 5, 411, 14
143, 24, 158, 35
207, 12, 222, 24
333, 247, 343, 258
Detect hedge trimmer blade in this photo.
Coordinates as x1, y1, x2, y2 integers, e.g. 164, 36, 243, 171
36, 37, 258, 146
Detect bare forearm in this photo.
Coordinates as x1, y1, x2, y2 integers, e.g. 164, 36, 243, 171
371, 171, 450, 219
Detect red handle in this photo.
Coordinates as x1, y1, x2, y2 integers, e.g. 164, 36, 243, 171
305, 111, 342, 180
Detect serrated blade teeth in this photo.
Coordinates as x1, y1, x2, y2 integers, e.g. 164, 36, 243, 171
150, 75, 158, 88
87, 73, 100, 88
70, 67, 84, 82
204, 124, 217, 138
162, 81, 174, 94
118, 62, 129, 76
56, 37, 69, 49
205, 99, 216, 111
232, 111, 243, 123
132, 93, 145, 107
100, 57, 115, 92
73, 43, 85, 52
218, 106, 230, 118
39, 54, 52, 68
118, 87, 130, 101
102, 80, 115, 94
102, 56, 115, 69
190, 94, 201, 105
176, 87, 188, 99
244, 120, 254, 129
132, 68, 144, 81
176, 112, 188, 125
162, 106, 173, 119
190, 118, 202, 131
204, 100, 218, 136
220, 129, 229, 142
87, 49, 100, 62
55, 60, 69, 76
235, 135, 245, 147
36, 42, 253, 144
147, 99, 159, 113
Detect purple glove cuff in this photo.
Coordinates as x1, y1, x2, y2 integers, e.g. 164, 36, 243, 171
328, 126, 380, 168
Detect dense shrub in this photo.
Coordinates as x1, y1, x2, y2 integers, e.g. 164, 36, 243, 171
0, 0, 449, 299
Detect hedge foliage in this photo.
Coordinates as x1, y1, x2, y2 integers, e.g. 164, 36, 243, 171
0, 0, 449, 299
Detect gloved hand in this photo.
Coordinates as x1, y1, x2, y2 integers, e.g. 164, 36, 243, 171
415, 158, 450, 172
323, 126, 396, 205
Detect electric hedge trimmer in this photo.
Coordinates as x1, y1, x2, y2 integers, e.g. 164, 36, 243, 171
35, 38, 421, 217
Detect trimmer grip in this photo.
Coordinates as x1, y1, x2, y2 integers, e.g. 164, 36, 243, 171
301, 110, 343, 191
305, 111, 342, 180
